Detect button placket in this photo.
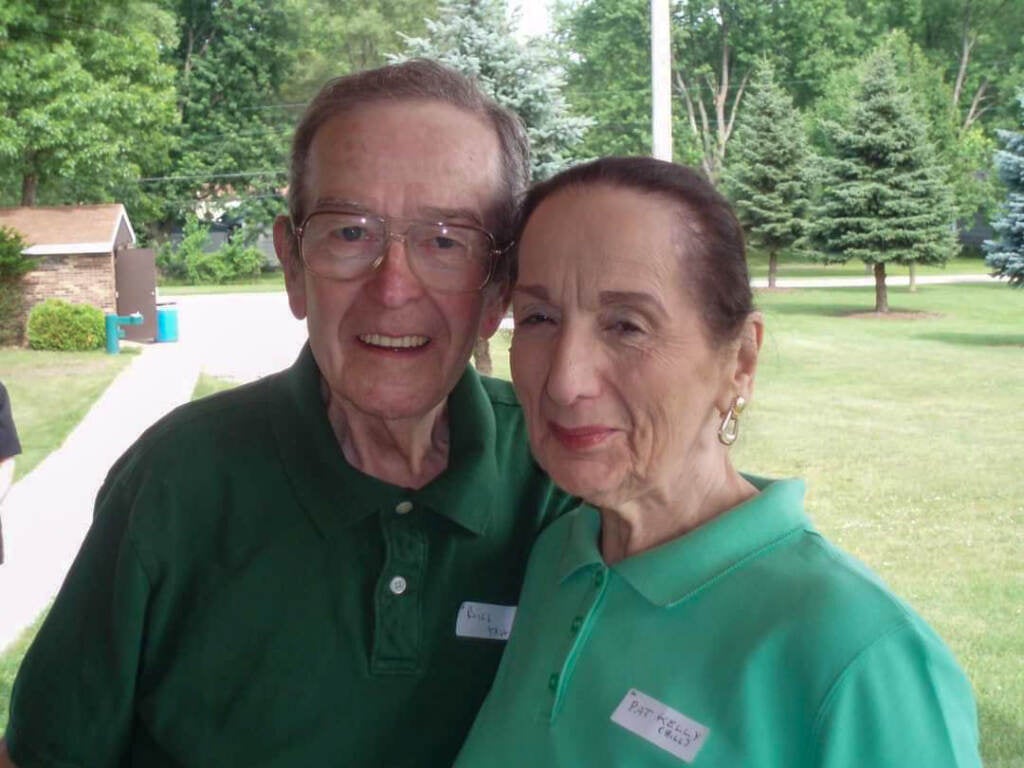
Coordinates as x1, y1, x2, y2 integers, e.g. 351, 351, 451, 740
371, 507, 428, 675
546, 565, 610, 721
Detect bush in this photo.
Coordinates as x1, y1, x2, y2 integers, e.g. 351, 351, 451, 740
158, 216, 266, 285
0, 227, 33, 346
26, 299, 105, 351
0, 226, 33, 281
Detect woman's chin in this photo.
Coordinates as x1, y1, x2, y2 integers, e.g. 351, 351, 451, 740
546, 464, 622, 507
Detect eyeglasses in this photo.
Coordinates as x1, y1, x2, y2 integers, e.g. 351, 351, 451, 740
293, 210, 498, 293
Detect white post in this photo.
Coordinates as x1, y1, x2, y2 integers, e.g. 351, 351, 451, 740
651, 0, 672, 160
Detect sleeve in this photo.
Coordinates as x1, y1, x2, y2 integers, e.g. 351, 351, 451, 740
0, 383, 21, 460
4, 465, 152, 768
811, 621, 982, 767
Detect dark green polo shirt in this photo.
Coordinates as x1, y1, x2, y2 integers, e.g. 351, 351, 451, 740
6, 345, 573, 768
457, 477, 981, 767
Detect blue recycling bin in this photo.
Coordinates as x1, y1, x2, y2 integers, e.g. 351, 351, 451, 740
156, 302, 179, 343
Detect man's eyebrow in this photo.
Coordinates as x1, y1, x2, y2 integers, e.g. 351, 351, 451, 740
599, 290, 668, 318
512, 284, 550, 301
420, 206, 485, 226
312, 197, 368, 212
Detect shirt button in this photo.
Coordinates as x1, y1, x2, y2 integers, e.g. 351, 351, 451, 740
570, 616, 583, 633
389, 575, 408, 595
548, 673, 559, 692
594, 569, 606, 587
395, 500, 413, 515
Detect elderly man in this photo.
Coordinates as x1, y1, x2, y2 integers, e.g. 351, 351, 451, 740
1, 60, 572, 767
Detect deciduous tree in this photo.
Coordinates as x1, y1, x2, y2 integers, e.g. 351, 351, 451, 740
0, 1, 178, 213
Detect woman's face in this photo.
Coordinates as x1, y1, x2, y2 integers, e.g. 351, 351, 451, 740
510, 184, 750, 510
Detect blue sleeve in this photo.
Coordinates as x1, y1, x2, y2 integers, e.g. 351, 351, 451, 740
812, 621, 982, 767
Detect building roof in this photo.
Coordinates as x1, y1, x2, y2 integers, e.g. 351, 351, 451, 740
0, 204, 136, 256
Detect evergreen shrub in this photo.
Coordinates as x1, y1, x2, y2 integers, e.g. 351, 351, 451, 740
0, 226, 33, 345
26, 299, 105, 351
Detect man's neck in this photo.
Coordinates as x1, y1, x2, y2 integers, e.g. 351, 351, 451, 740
323, 382, 450, 490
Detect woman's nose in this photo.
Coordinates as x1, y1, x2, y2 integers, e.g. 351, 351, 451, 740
545, 325, 601, 406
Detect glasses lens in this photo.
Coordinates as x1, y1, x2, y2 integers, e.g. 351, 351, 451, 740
300, 212, 383, 280
299, 212, 494, 291
407, 223, 491, 291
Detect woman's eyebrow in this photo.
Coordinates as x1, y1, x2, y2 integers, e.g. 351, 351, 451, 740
599, 290, 668, 318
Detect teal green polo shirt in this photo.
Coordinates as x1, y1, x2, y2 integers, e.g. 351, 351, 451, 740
457, 478, 981, 767
6, 345, 574, 768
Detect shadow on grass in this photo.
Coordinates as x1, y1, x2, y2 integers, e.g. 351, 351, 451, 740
766, 301, 937, 320
763, 301, 870, 318
916, 331, 1024, 348
979, 701, 1024, 767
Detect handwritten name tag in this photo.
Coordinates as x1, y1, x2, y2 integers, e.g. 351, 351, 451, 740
455, 601, 517, 641
610, 689, 709, 763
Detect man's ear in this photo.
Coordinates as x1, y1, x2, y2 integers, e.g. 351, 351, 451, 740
274, 215, 307, 320
478, 285, 509, 340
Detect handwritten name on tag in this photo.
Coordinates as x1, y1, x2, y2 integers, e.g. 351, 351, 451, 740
610, 689, 709, 763
455, 601, 517, 641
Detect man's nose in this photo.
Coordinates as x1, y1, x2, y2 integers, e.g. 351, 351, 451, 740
366, 235, 425, 305
545, 324, 601, 406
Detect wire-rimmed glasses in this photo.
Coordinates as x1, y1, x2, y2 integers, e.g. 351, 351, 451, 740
293, 210, 498, 293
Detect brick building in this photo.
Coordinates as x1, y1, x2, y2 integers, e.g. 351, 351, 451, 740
0, 204, 138, 317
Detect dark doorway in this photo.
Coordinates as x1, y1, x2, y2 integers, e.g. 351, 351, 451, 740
115, 247, 157, 342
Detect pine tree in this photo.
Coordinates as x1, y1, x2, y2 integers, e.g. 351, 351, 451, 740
397, 0, 590, 182
984, 93, 1024, 287
812, 42, 957, 312
725, 60, 812, 289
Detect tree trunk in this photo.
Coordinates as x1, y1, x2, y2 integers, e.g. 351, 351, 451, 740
768, 252, 777, 289
472, 337, 492, 376
908, 262, 917, 293
20, 173, 37, 206
874, 262, 889, 313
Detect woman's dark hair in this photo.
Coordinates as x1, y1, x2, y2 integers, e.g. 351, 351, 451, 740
514, 156, 754, 346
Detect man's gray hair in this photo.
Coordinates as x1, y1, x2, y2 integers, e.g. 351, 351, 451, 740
287, 59, 530, 272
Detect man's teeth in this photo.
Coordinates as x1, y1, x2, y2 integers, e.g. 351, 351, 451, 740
359, 334, 429, 349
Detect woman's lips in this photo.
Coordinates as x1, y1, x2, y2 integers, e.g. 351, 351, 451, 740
548, 423, 615, 451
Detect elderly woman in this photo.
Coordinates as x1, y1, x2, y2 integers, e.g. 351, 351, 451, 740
456, 158, 981, 767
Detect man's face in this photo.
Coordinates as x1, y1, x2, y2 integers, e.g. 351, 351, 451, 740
276, 100, 506, 421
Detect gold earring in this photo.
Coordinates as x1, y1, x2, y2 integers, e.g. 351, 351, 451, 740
717, 396, 746, 446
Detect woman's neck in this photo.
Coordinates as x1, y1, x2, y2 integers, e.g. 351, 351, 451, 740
323, 380, 450, 489
598, 464, 757, 565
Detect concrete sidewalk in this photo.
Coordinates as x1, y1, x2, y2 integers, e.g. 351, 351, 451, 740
0, 292, 306, 653
0, 343, 200, 652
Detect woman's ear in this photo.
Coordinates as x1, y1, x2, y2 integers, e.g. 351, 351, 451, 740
731, 311, 764, 402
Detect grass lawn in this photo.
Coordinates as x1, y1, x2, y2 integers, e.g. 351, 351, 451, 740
158, 271, 285, 296
0, 349, 134, 481
487, 282, 1023, 766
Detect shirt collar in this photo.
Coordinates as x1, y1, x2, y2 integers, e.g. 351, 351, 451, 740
556, 477, 811, 607
268, 343, 499, 538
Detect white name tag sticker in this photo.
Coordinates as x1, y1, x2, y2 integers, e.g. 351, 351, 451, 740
610, 689, 710, 763
455, 601, 517, 641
